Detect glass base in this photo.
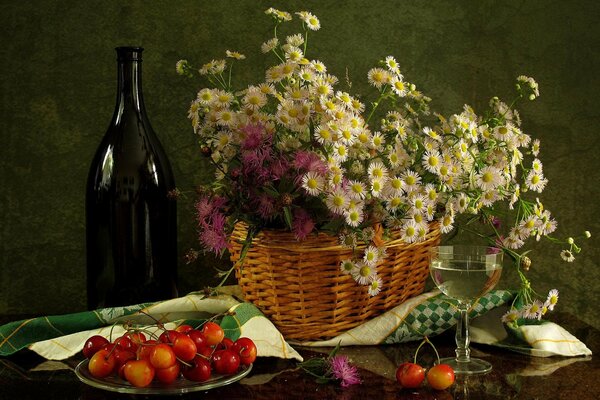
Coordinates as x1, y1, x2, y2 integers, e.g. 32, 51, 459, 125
439, 357, 492, 375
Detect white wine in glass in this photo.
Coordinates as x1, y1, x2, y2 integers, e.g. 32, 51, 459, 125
430, 245, 503, 375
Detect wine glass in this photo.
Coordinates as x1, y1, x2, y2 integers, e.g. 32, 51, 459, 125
429, 245, 503, 375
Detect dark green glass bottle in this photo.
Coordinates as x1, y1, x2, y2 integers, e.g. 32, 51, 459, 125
86, 47, 177, 309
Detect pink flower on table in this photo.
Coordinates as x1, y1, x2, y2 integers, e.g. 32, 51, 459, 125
328, 355, 361, 387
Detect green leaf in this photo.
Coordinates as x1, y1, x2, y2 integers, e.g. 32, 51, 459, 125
283, 206, 293, 230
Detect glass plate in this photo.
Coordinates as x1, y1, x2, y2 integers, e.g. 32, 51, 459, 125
75, 359, 252, 395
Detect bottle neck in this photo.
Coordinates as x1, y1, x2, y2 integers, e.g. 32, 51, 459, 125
114, 47, 146, 121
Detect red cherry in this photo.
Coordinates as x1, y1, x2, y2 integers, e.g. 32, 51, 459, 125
82, 335, 109, 359
396, 362, 425, 388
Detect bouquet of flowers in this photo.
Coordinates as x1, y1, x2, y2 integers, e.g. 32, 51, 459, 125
177, 7, 589, 322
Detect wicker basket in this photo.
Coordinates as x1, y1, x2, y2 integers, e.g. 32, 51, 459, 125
229, 222, 441, 341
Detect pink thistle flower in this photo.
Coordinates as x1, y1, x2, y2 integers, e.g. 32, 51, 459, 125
195, 196, 214, 222
293, 150, 328, 175
486, 246, 502, 255
198, 212, 229, 254
328, 355, 361, 388
270, 157, 291, 180
256, 194, 276, 219
241, 123, 266, 150
292, 208, 315, 240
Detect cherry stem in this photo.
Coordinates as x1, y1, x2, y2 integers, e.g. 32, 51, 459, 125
424, 336, 442, 365
177, 357, 193, 368
137, 310, 165, 329
413, 336, 442, 366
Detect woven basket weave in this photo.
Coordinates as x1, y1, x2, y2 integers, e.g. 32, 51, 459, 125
229, 222, 441, 341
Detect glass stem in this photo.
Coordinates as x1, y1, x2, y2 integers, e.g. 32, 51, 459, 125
455, 301, 471, 363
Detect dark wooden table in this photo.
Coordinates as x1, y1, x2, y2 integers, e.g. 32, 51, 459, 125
1, 312, 598, 399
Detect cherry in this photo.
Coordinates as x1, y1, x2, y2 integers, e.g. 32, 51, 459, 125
155, 362, 181, 384
212, 349, 241, 375
159, 329, 181, 344
427, 363, 455, 390
176, 324, 193, 334
172, 334, 197, 362
231, 337, 257, 366
182, 355, 212, 382
188, 329, 208, 349
201, 322, 224, 346
113, 348, 136, 370
88, 348, 116, 378
123, 359, 155, 388
82, 335, 109, 359
149, 343, 177, 369
396, 362, 425, 388
138, 339, 159, 360
395, 337, 455, 391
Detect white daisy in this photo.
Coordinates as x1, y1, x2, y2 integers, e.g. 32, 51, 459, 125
301, 172, 324, 196
352, 262, 375, 286
242, 89, 267, 110
390, 76, 408, 97
384, 56, 400, 73
546, 289, 559, 311
387, 176, 404, 194
348, 180, 367, 200
368, 161, 388, 181
523, 300, 544, 320
422, 126, 442, 142
332, 143, 349, 162
370, 132, 386, 151
368, 177, 384, 197
400, 220, 419, 243
476, 166, 504, 191
314, 124, 334, 144
310, 60, 327, 74
344, 206, 364, 227
283, 45, 304, 62
296, 11, 321, 30
525, 170, 547, 192
453, 193, 470, 213
339, 232, 358, 248
385, 194, 404, 211
362, 245, 380, 267
339, 259, 357, 275
422, 150, 442, 174
411, 194, 428, 213
479, 189, 501, 207
225, 50, 245, 60
531, 139, 541, 156
501, 309, 521, 324
401, 170, 422, 191
197, 88, 216, 105
326, 188, 349, 215
216, 109, 236, 127
439, 212, 455, 234
286, 33, 304, 47
560, 249, 575, 262
367, 275, 383, 296
367, 67, 390, 89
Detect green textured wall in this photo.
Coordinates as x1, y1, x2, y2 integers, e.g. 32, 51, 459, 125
1, 0, 598, 328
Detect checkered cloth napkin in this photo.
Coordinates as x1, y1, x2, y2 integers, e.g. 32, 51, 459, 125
0, 288, 591, 361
